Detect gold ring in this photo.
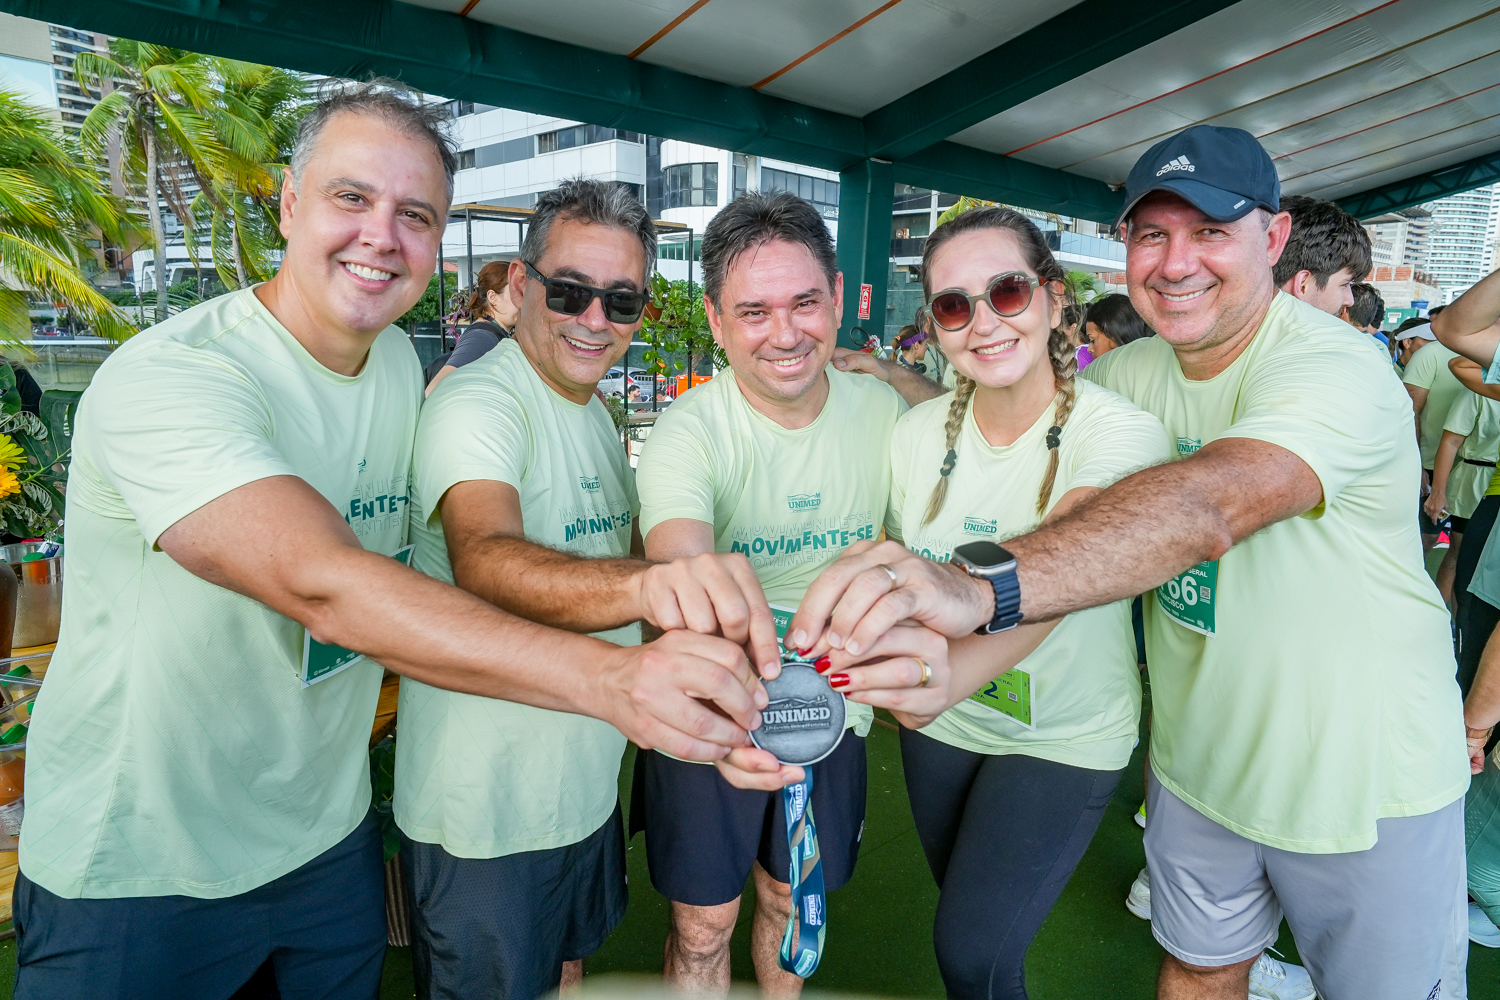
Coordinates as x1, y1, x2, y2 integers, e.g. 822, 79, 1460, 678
914, 658, 931, 688
877, 563, 898, 588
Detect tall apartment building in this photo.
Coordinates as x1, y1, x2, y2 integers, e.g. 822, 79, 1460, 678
0, 15, 111, 134
1364, 205, 1437, 272
1425, 184, 1500, 292
46, 23, 109, 134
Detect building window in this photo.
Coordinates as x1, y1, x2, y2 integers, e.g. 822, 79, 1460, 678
442, 99, 475, 118
732, 153, 751, 200
537, 124, 645, 153
457, 149, 476, 171
761, 168, 839, 218
664, 163, 718, 208
646, 137, 664, 217
659, 239, 702, 261
473, 135, 535, 169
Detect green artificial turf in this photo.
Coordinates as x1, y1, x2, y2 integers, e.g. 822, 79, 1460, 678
7, 666, 1500, 998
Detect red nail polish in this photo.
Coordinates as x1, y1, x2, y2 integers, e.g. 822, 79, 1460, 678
795, 648, 811, 657
828, 673, 850, 689
814, 656, 831, 673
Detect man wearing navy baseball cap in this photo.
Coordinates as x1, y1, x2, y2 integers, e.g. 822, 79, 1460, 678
786, 124, 1468, 998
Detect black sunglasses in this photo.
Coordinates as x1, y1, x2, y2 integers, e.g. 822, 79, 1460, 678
927, 272, 1055, 331
523, 261, 649, 324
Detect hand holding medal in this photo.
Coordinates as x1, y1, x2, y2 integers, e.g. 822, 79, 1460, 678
751, 647, 845, 979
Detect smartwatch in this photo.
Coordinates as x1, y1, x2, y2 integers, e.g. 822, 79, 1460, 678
951, 540, 1023, 635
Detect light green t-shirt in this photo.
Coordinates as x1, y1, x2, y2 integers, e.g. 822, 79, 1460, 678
886, 380, 1170, 770
1083, 292, 1467, 854
395, 339, 636, 859
1441, 390, 1500, 520
23, 287, 421, 898
636, 367, 907, 738
1403, 340, 1465, 469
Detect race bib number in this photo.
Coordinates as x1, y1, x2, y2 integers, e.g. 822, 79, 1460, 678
769, 604, 796, 644
1156, 560, 1217, 637
301, 545, 415, 686
969, 668, 1032, 729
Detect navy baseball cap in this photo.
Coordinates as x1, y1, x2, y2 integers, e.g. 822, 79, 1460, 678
1114, 125, 1280, 230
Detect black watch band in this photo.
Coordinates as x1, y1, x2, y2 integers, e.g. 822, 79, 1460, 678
976, 566, 1023, 635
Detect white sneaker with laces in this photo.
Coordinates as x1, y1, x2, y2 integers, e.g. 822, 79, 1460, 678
1125, 866, 1150, 920
1248, 950, 1316, 1000
1470, 901, 1500, 947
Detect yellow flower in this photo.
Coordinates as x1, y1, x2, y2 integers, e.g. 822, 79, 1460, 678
0, 471, 20, 500
0, 436, 24, 471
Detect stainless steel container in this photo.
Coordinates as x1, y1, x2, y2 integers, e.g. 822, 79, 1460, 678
0, 543, 62, 649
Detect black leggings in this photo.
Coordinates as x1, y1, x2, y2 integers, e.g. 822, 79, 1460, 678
1458, 494, 1500, 695
899, 729, 1122, 1000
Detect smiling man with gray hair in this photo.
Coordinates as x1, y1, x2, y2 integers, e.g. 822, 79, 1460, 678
15, 85, 769, 999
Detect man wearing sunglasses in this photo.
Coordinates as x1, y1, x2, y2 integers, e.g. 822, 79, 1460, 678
632, 192, 907, 995
15, 91, 768, 999
394, 179, 783, 1000
788, 126, 1467, 999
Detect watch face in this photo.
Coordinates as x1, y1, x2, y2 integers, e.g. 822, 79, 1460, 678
952, 540, 1016, 570
750, 662, 847, 766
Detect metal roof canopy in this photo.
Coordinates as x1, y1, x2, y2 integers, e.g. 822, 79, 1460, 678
10, 0, 1498, 341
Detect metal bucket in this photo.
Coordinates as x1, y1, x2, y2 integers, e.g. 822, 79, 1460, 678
0, 544, 62, 649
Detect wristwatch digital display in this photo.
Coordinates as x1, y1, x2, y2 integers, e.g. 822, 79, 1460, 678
950, 540, 1023, 635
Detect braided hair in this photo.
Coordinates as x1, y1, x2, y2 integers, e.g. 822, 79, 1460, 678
919, 207, 1076, 526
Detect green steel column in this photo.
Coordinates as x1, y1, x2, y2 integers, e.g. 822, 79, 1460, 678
836, 159, 893, 349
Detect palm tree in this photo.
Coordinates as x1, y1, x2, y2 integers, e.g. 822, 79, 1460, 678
0, 90, 138, 342
191, 63, 308, 289
75, 40, 265, 323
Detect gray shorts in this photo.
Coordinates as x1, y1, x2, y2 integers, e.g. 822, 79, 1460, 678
1144, 772, 1466, 1000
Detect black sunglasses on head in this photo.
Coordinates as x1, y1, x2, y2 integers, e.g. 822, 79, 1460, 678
523, 261, 649, 324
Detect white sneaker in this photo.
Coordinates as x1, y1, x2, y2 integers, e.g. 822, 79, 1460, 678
1470, 901, 1500, 947
1125, 866, 1150, 920
1248, 950, 1316, 1000
1135, 802, 1147, 829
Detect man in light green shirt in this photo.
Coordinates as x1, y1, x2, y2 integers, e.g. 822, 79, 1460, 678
395, 180, 778, 1000
791, 126, 1468, 1000
1405, 334, 1466, 558
16, 88, 769, 1000
634, 192, 906, 996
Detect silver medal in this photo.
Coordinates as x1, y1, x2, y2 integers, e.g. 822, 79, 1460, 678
750, 660, 846, 766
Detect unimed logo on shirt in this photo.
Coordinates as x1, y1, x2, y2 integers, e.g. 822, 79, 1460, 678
962, 516, 998, 536
1176, 436, 1203, 456
787, 492, 822, 511
578, 476, 601, 492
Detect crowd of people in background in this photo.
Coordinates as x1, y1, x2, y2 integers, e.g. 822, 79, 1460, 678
10, 77, 1497, 1000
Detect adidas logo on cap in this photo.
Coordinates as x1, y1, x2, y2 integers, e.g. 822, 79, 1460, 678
1155, 155, 1196, 177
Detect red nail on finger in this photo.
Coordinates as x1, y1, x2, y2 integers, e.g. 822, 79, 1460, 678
828, 673, 850, 689
814, 656, 832, 673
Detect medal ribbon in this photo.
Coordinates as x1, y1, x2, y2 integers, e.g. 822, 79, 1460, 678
778, 766, 827, 978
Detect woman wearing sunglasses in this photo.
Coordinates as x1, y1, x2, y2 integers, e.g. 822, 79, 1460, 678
881, 208, 1170, 1000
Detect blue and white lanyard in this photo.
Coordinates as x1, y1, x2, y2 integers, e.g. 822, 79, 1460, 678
778, 766, 827, 978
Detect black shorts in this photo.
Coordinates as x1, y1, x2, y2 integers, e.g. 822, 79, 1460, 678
15, 810, 385, 1000
630, 735, 867, 907
1420, 493, 1451, 535
401, 803, 627, 1000
1452, 515, 1470, 534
